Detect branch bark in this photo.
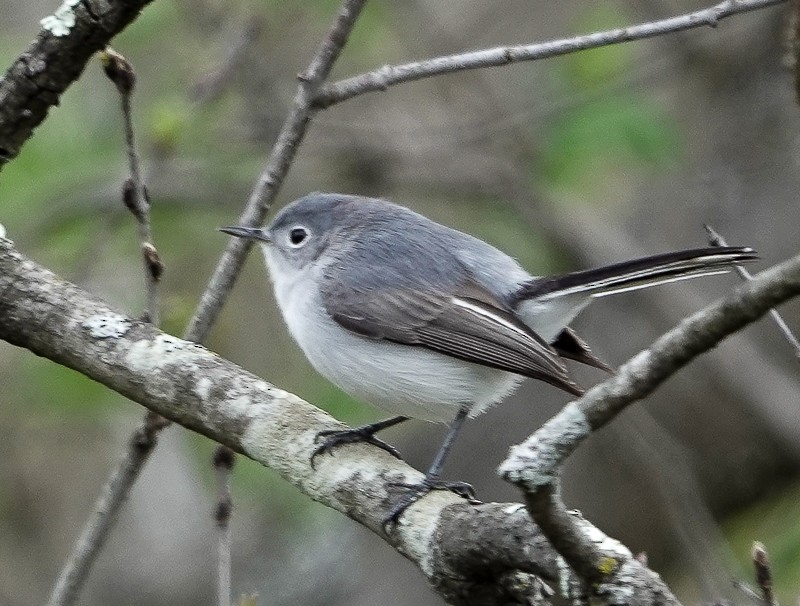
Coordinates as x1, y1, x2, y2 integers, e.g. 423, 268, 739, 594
314, 0, 787, 109
500, 252, 800, 597
0, 0, 156, 168
0, 237, 559, 606
2, 242, 800, 603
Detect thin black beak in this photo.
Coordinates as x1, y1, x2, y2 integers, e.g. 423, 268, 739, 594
219, 226, 271, 243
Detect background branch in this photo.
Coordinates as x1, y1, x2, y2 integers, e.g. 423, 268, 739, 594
500, 252, 800, 595
0, 0, 155, 168
314, 0, 787, 108
184, 0, 367, 343
46, 412, 169, 606
2, 240, 799, 602
705, 224, 800, 360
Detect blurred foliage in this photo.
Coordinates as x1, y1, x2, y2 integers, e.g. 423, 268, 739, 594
539, 6, 681, 198
1, 1, 796, 604
18, 357, 122, 418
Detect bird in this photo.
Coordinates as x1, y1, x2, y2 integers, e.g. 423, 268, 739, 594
221, 192, 756, 525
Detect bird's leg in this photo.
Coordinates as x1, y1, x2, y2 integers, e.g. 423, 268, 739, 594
311, 416, 409, 467
383, 404, 476, 528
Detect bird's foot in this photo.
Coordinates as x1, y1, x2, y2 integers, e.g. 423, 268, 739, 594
383, 476, 478, 530
311, 426, 402, 469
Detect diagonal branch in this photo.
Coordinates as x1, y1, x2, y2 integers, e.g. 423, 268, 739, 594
314, 0, 787, 109
0, 237, 559, 606
0, 0, 156, 169
184, 0, 368, 343
2, 242, 800, 603
500, 253, 800, 592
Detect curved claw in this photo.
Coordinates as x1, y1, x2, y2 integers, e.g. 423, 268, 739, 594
383, 477, 479, 532
310, 428, 403, 469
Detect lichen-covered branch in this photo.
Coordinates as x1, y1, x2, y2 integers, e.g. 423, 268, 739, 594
500, 252, 800, 600
0, 0, 155, 168
0, 237, 561, 606
3, 244, 799, 605
314, 0, 787, 109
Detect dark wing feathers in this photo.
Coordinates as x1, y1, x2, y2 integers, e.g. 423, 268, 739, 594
551, 327, 614, 373
325, 283, 582, 396
416, 297, 582, 394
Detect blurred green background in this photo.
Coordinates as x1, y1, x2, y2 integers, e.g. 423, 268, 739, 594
1, 1, 799, 604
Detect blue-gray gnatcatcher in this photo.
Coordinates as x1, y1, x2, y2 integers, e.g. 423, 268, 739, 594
221, 193, 756, 523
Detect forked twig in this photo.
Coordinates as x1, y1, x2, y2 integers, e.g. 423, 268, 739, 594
47, 48, 168, 606
315, 0, 787, 108
705, 224, 800, 360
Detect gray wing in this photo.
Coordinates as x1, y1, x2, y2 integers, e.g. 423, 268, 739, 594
321, 279, 582, 396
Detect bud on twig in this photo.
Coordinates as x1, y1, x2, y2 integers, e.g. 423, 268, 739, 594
99, 47, 136, 95
122, 178, 144, 220
213, 445, 236, 471
752, 541, 776, 606
142, 242, 164, 281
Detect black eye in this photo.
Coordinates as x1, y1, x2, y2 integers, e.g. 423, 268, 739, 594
289, 227, 308, 246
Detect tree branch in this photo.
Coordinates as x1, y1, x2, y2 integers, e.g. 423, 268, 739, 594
314, 0, 787, 109
0, 0, 156, 168
46, 411, 169, 606
3, 244, 800, 604
500, 252, 800, 595
0, 237, 561, 606
184, 0, 367, 343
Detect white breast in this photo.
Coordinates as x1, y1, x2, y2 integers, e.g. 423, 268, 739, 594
261, 246, 521, 423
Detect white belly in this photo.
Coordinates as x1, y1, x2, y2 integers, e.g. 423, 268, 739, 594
264, 250, 521, 423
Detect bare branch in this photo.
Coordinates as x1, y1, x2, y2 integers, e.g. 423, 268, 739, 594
314, 0, 787, 109
705, 224, 800, 360
214, 446, 235, 606
0, 0, 156, 168
500, 253, 800, 595
99, 48, 162, 326
184, 0, 368, 344
0, 237, 562, 606
46, 411, 169, 606
752, 542, 778, 606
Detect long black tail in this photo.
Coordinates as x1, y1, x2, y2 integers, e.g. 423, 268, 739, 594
512, 246, 757, 303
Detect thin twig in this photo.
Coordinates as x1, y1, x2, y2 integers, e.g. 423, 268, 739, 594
46, 412, 170, 606
47, 49, 168, 606
705, 224, 800, 360
4, 241, 800, 605
102, 48, 162, 326
733, 579, 764, 604
183, 2, 367, 600
500, 255, 800, 590
184, 0, 368, 344
190, 17, 263, 103
752, 542, 778, 606
214, 446, 235, 606
315, 0, 788, 108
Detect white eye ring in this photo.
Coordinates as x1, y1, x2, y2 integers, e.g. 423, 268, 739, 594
287, 225, 310, 247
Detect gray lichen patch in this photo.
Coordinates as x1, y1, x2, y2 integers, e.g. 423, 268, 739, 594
81, 313, 132, 339
40, 0, 81, 37
498, 402, 590, 489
